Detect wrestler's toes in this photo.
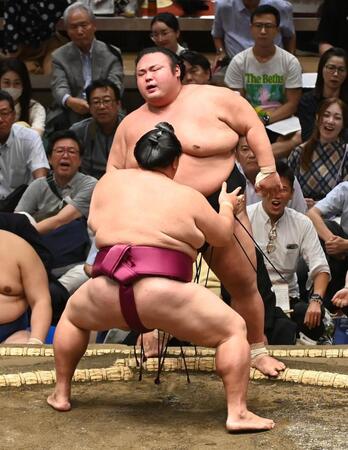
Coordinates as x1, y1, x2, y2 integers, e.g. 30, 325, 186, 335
47, 393, 71, 412
251, 355, 285, 377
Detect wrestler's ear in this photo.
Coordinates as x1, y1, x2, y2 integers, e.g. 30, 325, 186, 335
172, 156, 179, 171
175, 64, 181, 80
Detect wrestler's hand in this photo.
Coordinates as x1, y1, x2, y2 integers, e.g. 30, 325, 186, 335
218, 183, 244, 212
332, 287, 348, 309
255, 171, 282, 198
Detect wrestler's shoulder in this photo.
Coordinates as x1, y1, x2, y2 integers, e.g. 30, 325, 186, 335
181, 83, 241, 100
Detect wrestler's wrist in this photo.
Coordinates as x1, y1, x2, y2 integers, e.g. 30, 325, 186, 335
28, 337, 43, 345
260, 165, 276, 175
220, 200, 234, 210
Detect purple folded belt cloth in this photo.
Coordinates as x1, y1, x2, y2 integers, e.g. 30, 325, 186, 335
92, 244, 193, 333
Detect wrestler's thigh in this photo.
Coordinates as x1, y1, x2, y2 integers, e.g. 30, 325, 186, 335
206, 210, 257, 292
134, 278, 246, 347
65, 277, 129, 331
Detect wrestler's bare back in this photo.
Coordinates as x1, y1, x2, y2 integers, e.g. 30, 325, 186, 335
109, 84, 269, 196
0, 230, 29, 324
89, 168, 232, 260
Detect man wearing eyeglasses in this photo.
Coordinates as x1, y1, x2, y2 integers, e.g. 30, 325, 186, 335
15, 129, 97, 318
48, 2, 123, 130
16, 129, 97, 234
212, 0, 295, 67
247, 160, 330, 343
0, 90, 49, 211
225, 4, 302, 129
70, 80, 123, 179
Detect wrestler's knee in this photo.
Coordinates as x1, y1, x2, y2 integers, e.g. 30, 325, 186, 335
220, 311, 247, 343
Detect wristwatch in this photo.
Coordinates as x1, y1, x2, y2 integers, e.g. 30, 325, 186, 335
261, 113, 270, 125
309, 293, 323, 305
216, 47, 224, 54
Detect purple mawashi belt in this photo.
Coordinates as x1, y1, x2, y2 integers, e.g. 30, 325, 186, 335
92, 244, 193, 333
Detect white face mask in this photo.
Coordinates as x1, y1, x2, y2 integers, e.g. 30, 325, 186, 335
2, 87, 23, 102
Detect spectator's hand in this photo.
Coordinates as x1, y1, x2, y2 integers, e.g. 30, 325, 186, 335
66, 97, 90, 115
305, 197, 316, 209
304, 301, 322, 329
255, 171, 282, 198
291, 130, 303, 147
212, 51, 227, 72
332, 287, 348, 309
325, 236, 348, 256
218, 183, 244, 213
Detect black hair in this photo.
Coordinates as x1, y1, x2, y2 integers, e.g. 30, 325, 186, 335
251, 4, 280, 27
134, 122, 182, 170
0, 89, 15, 110
135, 47, 186, 81
85, 79, 121, 103
276, 159, 294, 189
180, 50, 212, 78
315, 47, 348, 104
0, 58, 32, 122
151, 12, 180, 32
47, 129, 84, 157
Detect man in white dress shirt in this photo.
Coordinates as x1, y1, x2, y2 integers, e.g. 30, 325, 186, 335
247, 160, 330, 341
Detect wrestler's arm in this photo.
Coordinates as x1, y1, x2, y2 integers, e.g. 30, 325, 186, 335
221, 89, 282, 194
194, 183, 240, 247
106, 118, 128, 171
19, 241, 52, 344
223, 90, 275, 167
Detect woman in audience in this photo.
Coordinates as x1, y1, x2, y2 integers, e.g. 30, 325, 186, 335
0, 58, 46, 135
288, 97, 348, 208
150, 12, 186, 55
297, 47, 348, 142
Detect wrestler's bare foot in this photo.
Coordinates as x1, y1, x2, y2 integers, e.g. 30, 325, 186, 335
226, 410, 275, 433
137, 330, 169, 358
251, 354, 285, 377
47, 392, 71, 412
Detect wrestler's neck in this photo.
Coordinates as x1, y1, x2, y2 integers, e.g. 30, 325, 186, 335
148, 161, 178, 180
146, 85, 183, 111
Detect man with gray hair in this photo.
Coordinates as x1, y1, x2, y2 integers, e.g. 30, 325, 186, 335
48, 1, 124, 129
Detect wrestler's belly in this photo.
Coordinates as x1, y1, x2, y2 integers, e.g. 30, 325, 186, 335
175, 152, 236, 196
0, 295, 27, 324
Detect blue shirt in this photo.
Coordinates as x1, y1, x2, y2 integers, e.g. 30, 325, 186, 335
212, 0, 295, 58
315, 182, 348, 235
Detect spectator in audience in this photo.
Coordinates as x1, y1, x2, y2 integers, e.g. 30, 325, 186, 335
0, 229, 52, 344
236, 136, 306, 212
180, 50, 212, 85
0, 90, 49, 212
307, 181, 348, 310
317, 0, 348, 55
47, 1, 124, 130
0, 58, 46, 136
288, 98, 348, 209
247, 160, 330, 343
15, 129, 97, 292
150, 12, 186, 55
297, 47, 348, 142
70, 79, 123, 179
225, 4, 301, 130
212, 0, 295, 67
